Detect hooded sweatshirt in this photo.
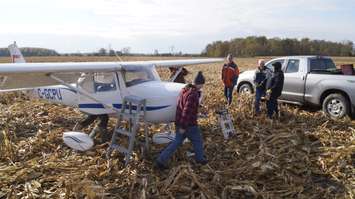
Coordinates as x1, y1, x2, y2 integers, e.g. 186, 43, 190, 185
175, 84, 200, 129
266, 69, 284, 97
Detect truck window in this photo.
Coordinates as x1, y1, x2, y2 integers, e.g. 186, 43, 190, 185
310, 58, 336, 71
266, 59, 285, 71
285, 59, 300, 73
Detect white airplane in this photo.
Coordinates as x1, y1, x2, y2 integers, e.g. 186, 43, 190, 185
1, 43, 223, 125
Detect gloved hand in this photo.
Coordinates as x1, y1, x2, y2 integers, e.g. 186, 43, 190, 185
265, 89, 272, 100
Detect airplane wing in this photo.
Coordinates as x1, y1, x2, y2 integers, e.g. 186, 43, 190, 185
0, 58, 223, 90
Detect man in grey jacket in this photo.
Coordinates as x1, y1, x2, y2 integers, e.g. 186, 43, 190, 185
253, 59, 271, 115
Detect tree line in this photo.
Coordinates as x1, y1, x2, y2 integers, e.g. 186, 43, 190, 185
203, 36, 354, 57
1, 36, 353, 57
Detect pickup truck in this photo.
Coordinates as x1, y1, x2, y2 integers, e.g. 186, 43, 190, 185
236, 56, 355, 119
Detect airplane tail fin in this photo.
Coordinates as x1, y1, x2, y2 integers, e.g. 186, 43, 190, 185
8, 41, 26, 63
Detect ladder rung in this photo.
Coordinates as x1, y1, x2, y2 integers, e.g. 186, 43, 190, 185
107, 94, 148, 166
110, 144, 129, 154
116, 128, 132, 137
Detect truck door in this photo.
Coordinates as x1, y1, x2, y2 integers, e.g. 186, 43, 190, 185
78, 72, 121, 115
281, 59, 305, 102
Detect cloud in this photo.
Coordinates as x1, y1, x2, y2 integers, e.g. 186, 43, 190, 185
0, 0, 354, 53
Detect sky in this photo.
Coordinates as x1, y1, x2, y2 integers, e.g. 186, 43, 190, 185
0, 0, 354, 54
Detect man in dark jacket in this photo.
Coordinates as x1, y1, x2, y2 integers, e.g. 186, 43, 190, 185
266, 62, 284, 118
156, 71, 208, 169
253, 59, 271, 114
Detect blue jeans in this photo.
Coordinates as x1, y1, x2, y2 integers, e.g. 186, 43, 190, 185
224, 86, 235, 105
254, 88, 265, 113
267, 96, 279, 118
157, 126, 206, 165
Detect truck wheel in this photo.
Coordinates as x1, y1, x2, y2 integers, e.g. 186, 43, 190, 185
322, 93, 350, 119
239, 83, 253, 94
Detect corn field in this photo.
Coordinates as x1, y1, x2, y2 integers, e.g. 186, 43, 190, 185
0, 56, 354, 198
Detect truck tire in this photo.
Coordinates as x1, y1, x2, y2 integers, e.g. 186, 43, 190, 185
322, 93, 350, 119
238, 83, 253, 94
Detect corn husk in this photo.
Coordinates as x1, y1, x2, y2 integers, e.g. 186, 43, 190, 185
0, 59, 354, 199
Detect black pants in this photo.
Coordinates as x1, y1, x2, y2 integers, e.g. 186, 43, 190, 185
80, 114, 109, 129
267, 96, 279, 118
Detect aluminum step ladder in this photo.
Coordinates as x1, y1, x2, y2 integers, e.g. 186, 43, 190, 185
106, 95, 149, 165
216, 108, 236, 139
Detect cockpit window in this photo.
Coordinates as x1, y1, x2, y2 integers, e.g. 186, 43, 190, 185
123, 65, 158, 87
94, 72, 117, 92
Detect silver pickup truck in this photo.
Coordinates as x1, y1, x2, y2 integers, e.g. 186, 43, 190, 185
236, 56, 355, 119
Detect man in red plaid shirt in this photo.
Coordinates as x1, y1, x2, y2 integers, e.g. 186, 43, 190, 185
156, 71, 208, 170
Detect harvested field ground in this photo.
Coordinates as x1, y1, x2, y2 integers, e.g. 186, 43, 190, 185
0, 56, 354, 198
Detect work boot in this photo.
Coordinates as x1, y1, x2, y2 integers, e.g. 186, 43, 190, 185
99, 129, 111, 143
154, 160, 168, 171
254, 111, 261, 117
196, 159, 208, 165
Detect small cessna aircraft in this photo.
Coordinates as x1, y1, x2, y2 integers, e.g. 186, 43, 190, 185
1, 42, 223, 149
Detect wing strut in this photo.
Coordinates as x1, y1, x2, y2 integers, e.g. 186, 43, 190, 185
49, 74, 120, 114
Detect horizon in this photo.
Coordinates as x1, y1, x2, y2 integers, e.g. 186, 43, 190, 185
0, 0, 354, 54
2, 35, 353, 55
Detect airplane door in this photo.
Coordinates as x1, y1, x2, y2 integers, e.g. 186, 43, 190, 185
78, 72, 121, 115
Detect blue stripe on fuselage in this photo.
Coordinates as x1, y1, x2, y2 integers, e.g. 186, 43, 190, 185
78, 103, 170, 111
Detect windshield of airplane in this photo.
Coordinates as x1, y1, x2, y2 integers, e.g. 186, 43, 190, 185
122, 65, 158, 87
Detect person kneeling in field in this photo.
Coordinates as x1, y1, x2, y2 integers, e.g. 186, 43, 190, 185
156, 71, 208, 170
222, 54, 239, 105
